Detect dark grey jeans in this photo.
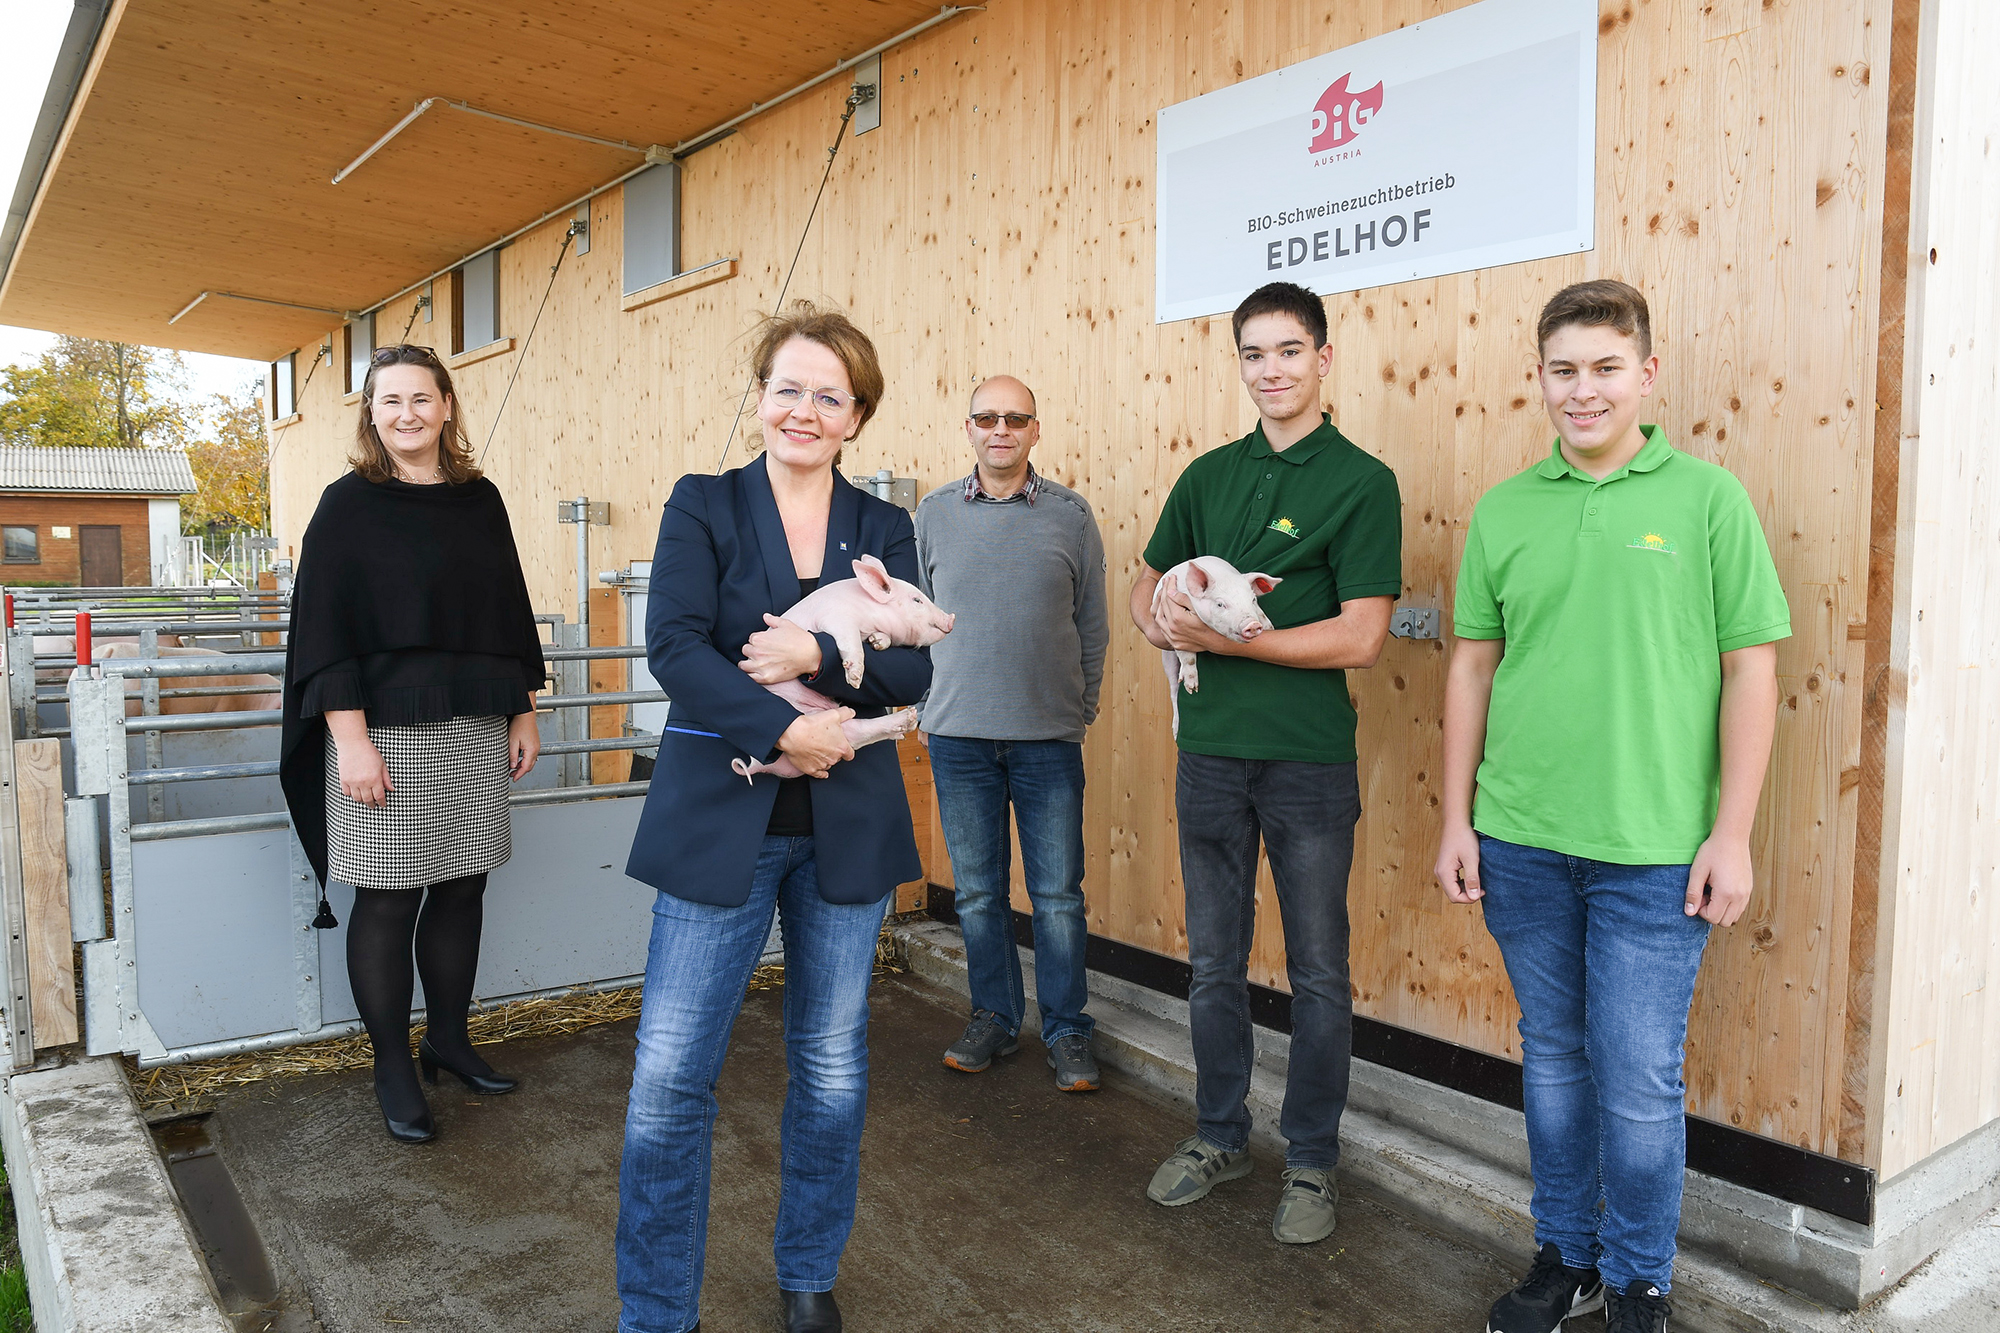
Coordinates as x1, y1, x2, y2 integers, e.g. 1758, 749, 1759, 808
1175, 752, 1360, 1169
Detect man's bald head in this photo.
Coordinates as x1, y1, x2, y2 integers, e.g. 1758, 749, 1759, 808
970, 375, 1037, 417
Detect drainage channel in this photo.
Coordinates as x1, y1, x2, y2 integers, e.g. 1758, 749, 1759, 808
152, 1116, 302, 1332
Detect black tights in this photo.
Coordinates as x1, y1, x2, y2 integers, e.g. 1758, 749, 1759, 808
346, 873, 492, 1119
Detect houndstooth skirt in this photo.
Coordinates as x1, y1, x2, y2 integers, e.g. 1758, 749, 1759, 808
325, 715, 512, 890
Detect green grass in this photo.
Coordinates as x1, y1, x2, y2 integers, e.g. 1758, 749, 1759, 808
0, 1160, 32, 1332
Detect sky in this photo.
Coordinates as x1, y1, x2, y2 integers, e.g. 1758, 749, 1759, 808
0, 1, 263, 403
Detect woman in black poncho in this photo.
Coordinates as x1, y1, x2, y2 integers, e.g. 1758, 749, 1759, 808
279, 344, 546, 1144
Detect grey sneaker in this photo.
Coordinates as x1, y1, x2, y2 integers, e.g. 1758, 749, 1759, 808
1045, 1033, 1100, 1092
1146, 1134, 1252, 1206
1271, 1166, 1339, 1243
942, 1010, 1019, 1073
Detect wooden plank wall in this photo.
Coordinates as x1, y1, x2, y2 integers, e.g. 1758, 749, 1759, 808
14, 740, 76, 1048
270, 0, 1898, 1159
1873, 0, 2000, 1181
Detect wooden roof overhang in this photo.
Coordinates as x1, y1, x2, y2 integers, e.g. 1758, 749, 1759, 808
0, 0, 954, 361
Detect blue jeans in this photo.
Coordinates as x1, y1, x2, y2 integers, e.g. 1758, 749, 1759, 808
927, 736, 1092, 1044
1175, 753, 1359, 1169
1476, 834, 1713, 1293
615, 836, 891, 1333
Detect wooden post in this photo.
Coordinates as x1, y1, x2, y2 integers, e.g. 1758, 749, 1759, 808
14, 740, 76, 1048
895, 733, 931, 913
589, 585, 628, 784
256, 570, 281, 646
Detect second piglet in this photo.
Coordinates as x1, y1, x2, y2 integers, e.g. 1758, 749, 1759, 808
731, 553, 954, 782
1152, 555, 1280, 736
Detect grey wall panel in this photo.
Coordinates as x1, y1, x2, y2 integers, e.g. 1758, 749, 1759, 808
459, 796, 650, 1001
130, 798, 655, 1053
316, 796, 653, 1022
131, 828, 297, 1049
311, 882, 415, 1026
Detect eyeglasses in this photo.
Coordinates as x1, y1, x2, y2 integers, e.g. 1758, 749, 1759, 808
371, 344, 440, 365
764, 378, 857, 415
969, 412, 1036, 430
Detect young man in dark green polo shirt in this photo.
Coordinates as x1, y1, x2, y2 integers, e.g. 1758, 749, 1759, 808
1434, 280, 1788, 1333
1130, 281, 1402, 1245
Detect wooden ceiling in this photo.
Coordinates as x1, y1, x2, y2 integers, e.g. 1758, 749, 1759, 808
0, 0, 944, 360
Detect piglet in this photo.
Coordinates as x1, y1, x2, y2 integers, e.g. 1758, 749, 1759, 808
729, 554, 953, 782
1152, 556, 1280, 735
771, 553, 955, 688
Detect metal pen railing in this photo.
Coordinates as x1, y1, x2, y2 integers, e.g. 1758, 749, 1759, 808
32, 593, 666, 1064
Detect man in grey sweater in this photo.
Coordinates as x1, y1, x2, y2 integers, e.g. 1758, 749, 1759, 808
915, 375, 1110, 1092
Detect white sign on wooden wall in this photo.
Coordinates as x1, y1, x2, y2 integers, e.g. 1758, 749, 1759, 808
1155, 0, 1598, 324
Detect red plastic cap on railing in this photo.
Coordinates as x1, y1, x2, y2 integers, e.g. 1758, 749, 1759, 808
75, 610, 91, 674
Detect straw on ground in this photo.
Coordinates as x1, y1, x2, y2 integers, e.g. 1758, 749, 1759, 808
127, 933, 906, 1116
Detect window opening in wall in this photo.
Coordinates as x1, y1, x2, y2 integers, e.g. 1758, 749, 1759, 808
272, 352, 297, 418
455, 248, 502, 353
345, 314, 375, 393
623, 162, 681, 295
3, 526, 39, 564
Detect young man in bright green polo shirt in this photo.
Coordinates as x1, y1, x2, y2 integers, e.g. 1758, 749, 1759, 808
1434, 280, 1788, 1333
1130, 281, 1402, 1245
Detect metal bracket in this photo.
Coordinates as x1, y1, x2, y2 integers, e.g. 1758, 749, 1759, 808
851, 55, 882, 135
1390, 607, 1441, 640
556, 501, 610, 525
4, 627, 35, 738
65, 797, 104, 943
290, 829, 323, 1037
69, 671, 115, 795
851, 469, 916, 512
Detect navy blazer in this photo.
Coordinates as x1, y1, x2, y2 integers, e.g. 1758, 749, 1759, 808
625, 456, 932, 905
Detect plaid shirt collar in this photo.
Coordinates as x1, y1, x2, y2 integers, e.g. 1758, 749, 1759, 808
961, 463, 1043, 505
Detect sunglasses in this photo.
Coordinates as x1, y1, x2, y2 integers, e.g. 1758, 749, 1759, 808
371, 344, 441, 365
969, 412, 1036, 430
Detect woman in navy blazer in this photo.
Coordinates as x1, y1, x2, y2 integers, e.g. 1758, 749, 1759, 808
617, 304, 930, 1333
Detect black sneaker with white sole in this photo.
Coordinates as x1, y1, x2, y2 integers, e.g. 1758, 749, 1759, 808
942, 1010, 1019, 1073
1485, 1242, 1605, 1333
1604, 1278, 1670, 1333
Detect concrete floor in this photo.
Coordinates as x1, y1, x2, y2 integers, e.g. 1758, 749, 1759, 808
204, 969, 1518, 1333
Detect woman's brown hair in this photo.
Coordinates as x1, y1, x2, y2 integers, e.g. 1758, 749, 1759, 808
350, 345, 482, 484
747, 301, 886, 438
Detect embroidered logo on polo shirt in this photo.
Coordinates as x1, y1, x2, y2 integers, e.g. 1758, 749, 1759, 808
1267, 516, 1303, 540
1628, 532, 1677, 554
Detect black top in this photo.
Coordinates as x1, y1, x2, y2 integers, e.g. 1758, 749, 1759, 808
279, 472, 545, 890
300, 648, 541, 725
764, 577, 819, 837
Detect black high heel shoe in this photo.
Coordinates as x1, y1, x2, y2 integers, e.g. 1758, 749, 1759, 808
374, 1074, 435, 1144
419, 1037, 519, 1095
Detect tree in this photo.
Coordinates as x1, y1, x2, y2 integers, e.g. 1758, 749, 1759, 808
182, 387, 270, 533
0, 336, 192, 449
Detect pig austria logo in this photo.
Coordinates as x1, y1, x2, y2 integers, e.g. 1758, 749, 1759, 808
1309, 73, 1384, 160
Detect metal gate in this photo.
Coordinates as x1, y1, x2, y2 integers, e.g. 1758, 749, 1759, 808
1, 586, 667, 1067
